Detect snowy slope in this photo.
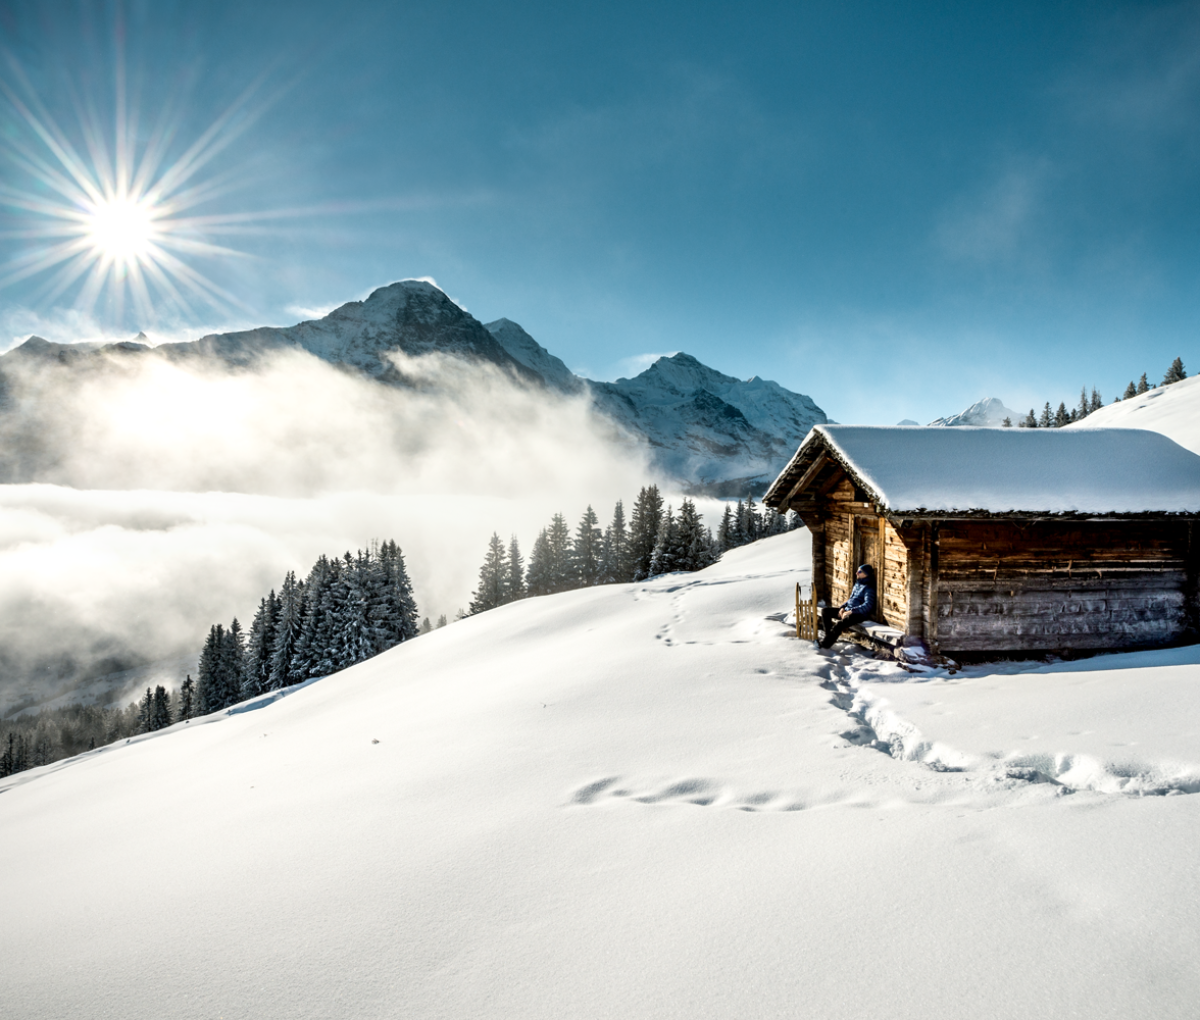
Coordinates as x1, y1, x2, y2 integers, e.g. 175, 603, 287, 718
928, 395, 1018, 427
484, 317, 583, 393
1070, 375, 1200, 454
3, 532, 1199, 1019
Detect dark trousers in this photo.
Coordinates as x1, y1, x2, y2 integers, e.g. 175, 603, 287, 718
820, 607, 867, 649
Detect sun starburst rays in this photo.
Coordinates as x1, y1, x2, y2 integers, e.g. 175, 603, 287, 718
0, 53, 273, 329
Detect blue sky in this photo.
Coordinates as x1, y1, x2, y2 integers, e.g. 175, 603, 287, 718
1, 0, 1198, 424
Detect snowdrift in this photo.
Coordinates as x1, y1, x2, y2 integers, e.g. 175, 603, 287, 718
3, 533, 1199, 1019
1070, 373, 1200, 454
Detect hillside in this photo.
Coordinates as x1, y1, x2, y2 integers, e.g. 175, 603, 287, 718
3, 533, 1199, 1018
1069, 374, 1200, 453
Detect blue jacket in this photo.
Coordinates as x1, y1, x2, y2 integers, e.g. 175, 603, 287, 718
842, 567, 877, 617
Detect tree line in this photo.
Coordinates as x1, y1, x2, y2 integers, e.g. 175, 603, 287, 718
467, 487, 799, 615
196, 540, 419, 714
1006, 357, 1187, 428
0, 539, 419, 778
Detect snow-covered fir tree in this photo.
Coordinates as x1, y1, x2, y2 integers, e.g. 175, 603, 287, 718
546, 513, 573, 593
178, 675, 195, 721
1039, 402, 1053, 428
573, 506, 603, 587
470, 534, 508, 614
506, 536, 526, 602
1123, 381, 1137, 400
1089, 387, 1102, 413
1164, 357, 1186, 385
151, 685, 172, 730
243, 593, 277, 699
269, 572, 303, 691
1137, 373, 1149, 394
599, 500, 630, 584
718, 503, 734, 550
676, 498, 719, 572
525, 529, 554, 596
1055, 402, 1069, 428
649, 505, 680, 575
629, 485, 664, 581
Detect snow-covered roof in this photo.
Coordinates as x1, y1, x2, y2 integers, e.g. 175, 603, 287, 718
765, 424, 1200, 516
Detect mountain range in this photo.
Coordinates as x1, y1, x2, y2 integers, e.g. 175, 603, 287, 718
0, 280, 829, 494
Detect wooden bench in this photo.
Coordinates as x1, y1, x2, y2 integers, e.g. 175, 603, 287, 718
846, 620, 905, 656
794, 583, 905, 656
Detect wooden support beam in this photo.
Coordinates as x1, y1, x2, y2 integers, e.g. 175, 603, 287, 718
782, 453, 828, 508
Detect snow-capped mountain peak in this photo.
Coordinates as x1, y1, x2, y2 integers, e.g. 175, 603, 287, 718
928, 396, 1018, 427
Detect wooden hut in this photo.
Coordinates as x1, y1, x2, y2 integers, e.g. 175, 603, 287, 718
763, 425, 1200, 656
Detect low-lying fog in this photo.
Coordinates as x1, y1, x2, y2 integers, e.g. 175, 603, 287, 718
0, 347, 726, 711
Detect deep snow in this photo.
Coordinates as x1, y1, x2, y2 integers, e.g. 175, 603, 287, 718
1071, 374, 1200, 454
2, 533, 1199, 1019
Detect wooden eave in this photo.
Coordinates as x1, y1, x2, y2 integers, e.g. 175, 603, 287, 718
764, 431, 1200, 524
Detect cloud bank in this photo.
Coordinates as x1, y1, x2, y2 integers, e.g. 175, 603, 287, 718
0, 347, 659, 711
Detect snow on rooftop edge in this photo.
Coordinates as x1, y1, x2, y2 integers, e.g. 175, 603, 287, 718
810, 424, 1200, 514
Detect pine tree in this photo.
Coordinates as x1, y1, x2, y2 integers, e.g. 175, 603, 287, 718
469, 533, 508, 614
218, 619, 246, 708
381, 542, 421, 650
732, 499, 747, 546
179, 675, 195, 721
1089, 387, 1102, 413
718, 503, 734, 549
1123, 381, 1137, 400
152, 685, 172, 730
1002, 417, 1012, 427
312, 557, 348, 677
599, 501, 630, 583
138, 687, 153, 733
1076, 386, 1089, 421
628, 485, 664, 581
243, 594, 277, 699
197, 625, 223, 715
546, 513, 573, 593
525, 528, 554, 596
572, 506, 603, 587
1039, 402, 1053, 428
436, 614, 447, 628
336, 552, 375, 669
1055, 402, 1069, 428
1137, 373, 1149, 394
1164, 357, 1186, 385
506, 536, 526, 601
420, 617, 433, 634
290, 557, 332, 681
675, 498, 718, 571
1022, 408, 1037, 428
269, 572, 303, 691
745, 497, 762, 543
649, 505, 680, 576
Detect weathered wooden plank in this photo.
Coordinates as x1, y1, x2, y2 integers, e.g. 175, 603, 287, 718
782, 453, 829, 510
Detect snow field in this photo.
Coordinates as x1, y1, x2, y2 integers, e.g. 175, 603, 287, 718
2, 532, 1200, 1018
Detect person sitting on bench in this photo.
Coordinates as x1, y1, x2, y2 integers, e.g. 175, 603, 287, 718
819, 564, 876, 649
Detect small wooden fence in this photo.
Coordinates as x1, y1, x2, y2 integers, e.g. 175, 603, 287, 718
794, 583, 819, 641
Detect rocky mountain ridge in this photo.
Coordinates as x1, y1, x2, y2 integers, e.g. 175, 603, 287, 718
1, 279, 829, 493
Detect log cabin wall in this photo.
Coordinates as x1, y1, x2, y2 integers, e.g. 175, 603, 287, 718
806, 476, 915, 632
879, 518, 910, 631
934, 519, 1194, 652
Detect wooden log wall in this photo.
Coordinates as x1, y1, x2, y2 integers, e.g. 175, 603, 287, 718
935, 520, 1193, 652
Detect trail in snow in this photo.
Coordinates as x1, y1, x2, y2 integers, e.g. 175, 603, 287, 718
3, 532, 1200, 1020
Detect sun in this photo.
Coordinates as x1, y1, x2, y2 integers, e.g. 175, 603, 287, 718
85, 196, 159, 263
0, 55, 278, 326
